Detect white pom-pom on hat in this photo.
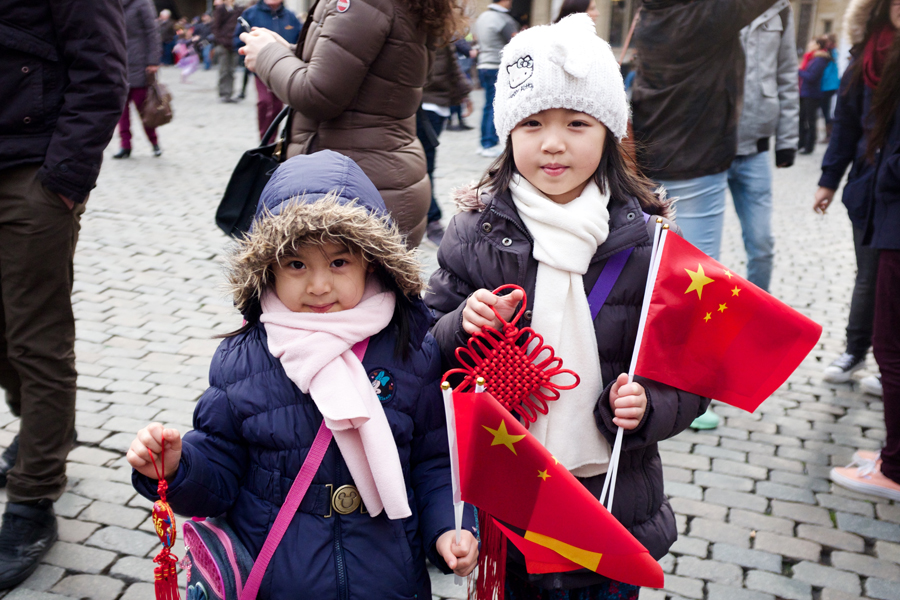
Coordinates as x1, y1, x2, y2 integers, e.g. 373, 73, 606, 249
494, 13, 629, 142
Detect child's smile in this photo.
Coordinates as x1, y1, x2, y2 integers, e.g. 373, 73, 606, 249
273, 242, 371, 313
511, 108, 607, 204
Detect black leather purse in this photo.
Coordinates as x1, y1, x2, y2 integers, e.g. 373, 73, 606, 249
215, 106, 292, 237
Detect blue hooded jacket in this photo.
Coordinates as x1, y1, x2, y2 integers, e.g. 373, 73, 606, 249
134, 151, 474, 599
234, 0, 302, 50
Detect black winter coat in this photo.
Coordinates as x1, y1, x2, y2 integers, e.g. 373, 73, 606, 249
0, 0, 127, 203
124, 0, 161, 89
631, 0, 779, 180
425, 188, 710, 590
868, 99, 900, 250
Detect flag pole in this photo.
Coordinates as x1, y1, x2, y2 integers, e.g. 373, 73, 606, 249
600, 220, 666, 512
442, 380, 466, 586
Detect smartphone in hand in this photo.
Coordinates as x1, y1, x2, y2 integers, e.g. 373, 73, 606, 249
238, 16, 251, 33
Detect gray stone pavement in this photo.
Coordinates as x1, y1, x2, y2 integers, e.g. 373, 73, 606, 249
0, 66, 894, 600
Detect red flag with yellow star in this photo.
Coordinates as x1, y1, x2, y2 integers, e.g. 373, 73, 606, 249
453, 390, 665, 588
634, 231, 822, 412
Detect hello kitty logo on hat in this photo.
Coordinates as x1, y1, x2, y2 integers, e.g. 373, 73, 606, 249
508, 55, 534, 88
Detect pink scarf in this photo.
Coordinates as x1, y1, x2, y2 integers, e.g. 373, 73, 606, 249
259, 280, 411, 519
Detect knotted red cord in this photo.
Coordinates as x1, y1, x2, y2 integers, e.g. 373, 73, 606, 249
442, 284, 580, 427
149, 441, 180, 600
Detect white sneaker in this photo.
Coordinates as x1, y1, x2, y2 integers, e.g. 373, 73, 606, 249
823, 352, 865, 383
860, 374, 883, 397
479, 145, 503, 158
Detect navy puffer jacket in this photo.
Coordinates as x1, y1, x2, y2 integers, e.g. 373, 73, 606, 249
134, 151, 475, 599
134, 307, 471, 599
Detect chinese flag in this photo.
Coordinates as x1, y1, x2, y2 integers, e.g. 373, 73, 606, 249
453, 390, 665, 588
634, 232, 822, 412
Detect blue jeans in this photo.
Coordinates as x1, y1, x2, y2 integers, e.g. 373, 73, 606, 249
657, 172, 728, 260
478, 69, 499, 149
727, 151, 775, 291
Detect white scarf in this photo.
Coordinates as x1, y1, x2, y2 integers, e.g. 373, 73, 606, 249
510, 175, 612, 477
259, 281, 412, 519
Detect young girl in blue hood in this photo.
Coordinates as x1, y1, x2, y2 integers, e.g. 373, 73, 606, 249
127, 150, 477, 599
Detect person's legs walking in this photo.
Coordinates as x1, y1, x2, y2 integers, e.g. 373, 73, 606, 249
657, 172, 728, 260
478, 69, 499, 151
218, 46, 235, 100
116, 89, 134, 152
0, 165, 82, 588
727, 152, 775, 291
799, 97, 818, 153
831, 250, 900, 500
128, 87, 159, 150
875, 251, 900, 483
825, 225, 881, 381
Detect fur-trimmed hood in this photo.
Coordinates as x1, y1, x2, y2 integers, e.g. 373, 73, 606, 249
227, 151, 424, 316
844, 0, 880, 45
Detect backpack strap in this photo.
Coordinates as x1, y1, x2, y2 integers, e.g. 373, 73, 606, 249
240, 339, 369, 600
587, 213, 651, 320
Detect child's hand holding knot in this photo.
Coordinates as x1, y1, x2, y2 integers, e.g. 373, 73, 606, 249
462, 288, 525, 335
127, 422, 183, 480
436, 529, 478, 577
609, 374, 647, 430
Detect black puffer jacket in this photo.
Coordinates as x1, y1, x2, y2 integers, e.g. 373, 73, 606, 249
0, 0, 127, 203
425, 187, 709, 589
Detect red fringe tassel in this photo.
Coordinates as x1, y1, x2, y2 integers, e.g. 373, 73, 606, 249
471, 510, 507, 600
154, 547, 180, 600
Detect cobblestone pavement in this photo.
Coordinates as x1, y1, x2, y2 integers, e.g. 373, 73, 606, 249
0, 66, 894, 600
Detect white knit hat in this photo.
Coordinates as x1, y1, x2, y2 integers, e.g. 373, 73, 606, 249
493, 14, 629, 142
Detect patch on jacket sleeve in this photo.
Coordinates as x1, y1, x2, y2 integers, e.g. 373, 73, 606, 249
368, 368, 395, 403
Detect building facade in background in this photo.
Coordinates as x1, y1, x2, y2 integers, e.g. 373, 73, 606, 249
157, 0, 850, 59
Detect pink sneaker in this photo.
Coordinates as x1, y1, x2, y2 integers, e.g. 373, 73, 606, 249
831, 451, 900, 501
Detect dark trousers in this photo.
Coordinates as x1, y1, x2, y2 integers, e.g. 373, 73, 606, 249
0, 165, 83, 503
479, 68, 499, 149
421, 110, 446, 223
846, 226, 880, 357
874, 250, 900, 483
117, 86, 159, 150
799, 97, 819, 152
217, 45, 237, 99
255, 76, 283, 141
161, 40, 176, 65
820, 91, 836, 125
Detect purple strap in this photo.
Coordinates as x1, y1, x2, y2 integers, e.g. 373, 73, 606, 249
240, 339, 369, 600
587, 213, 651, 320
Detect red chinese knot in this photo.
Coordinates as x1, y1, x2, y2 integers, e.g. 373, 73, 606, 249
148, 445, 180, 600
442, 284, 579, 426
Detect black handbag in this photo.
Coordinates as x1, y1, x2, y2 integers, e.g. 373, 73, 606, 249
215, 106, 292, 237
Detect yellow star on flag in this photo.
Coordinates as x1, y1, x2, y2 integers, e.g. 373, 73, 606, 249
483, 420, 526, 455
732, 286, 741, 297
718, 303, 728, 313
684, 264, 715, 300
551, 456, 559, 465
724, 270, 733, 279
703, 312, 712, 323
537, 469, 551, 481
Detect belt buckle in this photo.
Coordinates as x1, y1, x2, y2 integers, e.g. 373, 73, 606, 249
332, 484, 362, 515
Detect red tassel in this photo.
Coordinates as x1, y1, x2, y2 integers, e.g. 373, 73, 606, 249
471, 510, 507, 600
154, 547, 180, 600
149, 445, 181, 600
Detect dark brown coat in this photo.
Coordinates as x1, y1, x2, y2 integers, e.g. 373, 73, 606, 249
422, 45, 471, 108
425, 187, 709, 589
254, 0, 432, 246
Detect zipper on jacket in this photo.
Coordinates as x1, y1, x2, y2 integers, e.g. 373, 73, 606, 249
489, 207, 533, 243
332, 451, 349, 600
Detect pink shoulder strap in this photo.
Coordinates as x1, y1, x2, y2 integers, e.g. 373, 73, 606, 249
240, 339, 369, 600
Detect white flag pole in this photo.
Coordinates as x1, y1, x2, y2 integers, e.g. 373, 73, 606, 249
442, 381, 466, 586
600, 220, 667, 512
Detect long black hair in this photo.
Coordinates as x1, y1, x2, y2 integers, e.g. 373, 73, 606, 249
554, 0, 591, 22
868, 33, 900, 160
477, 126, 668, 216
